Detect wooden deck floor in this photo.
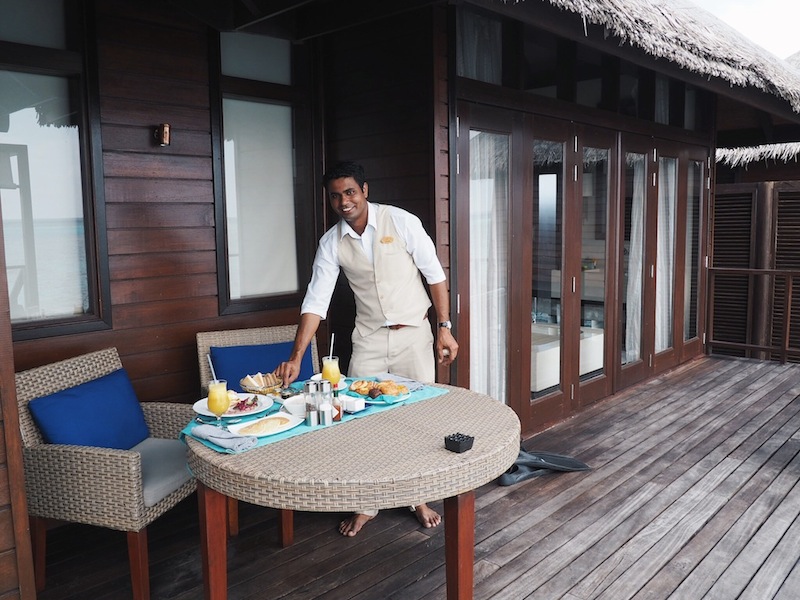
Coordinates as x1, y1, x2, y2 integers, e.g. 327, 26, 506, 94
37, 355, 800, 599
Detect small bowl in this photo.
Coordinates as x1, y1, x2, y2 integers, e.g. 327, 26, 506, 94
281, 396, 306, 417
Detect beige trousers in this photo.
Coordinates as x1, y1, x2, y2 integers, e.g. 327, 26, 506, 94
349, 323, 435, 382
350, 324, 434, 517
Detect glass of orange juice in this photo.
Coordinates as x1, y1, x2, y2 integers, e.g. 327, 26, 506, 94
321, 356, 341, 388
207, 379, 230, 427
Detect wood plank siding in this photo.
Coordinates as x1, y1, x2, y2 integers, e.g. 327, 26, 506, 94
30, 355, 800, 599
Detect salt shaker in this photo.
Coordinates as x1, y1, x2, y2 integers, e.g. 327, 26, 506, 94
319, 380, 333, 425
303, 380, 319, 426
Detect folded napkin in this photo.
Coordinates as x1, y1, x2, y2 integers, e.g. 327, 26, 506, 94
191, 424, 258, 453
375, 372, 425, 392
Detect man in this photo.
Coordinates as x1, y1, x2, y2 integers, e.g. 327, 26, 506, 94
277, 161, 459, 537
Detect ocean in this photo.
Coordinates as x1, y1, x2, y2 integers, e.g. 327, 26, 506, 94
3, 218, 89, 322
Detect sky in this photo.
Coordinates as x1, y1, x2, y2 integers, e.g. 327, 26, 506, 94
690, 0, 800, 60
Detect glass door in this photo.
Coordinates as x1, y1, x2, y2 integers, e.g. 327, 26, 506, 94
618, 137, 705, 386
454, 103, 532, 428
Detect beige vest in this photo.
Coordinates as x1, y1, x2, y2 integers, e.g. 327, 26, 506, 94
338, 205, 431, 336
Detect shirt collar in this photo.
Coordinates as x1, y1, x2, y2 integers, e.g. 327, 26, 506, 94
338, 202, 376, 239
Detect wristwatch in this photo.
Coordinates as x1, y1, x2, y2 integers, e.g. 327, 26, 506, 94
438, 320, 452, 330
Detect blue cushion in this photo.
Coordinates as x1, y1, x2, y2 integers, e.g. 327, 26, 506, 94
28, 368, 150, 450
210, 342, 314, 392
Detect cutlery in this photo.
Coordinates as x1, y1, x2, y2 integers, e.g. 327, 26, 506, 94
195, 416, 243, 425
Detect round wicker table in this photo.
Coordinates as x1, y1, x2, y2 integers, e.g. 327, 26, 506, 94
186, 385, 520, 600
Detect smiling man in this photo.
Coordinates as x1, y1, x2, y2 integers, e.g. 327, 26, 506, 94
277, 161, 458, 536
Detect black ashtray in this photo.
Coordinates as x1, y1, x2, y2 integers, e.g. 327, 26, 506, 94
445, 433, 474, 453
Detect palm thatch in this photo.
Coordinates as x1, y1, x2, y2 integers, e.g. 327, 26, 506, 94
506, 0, 800, 114
716, 142, 800, 168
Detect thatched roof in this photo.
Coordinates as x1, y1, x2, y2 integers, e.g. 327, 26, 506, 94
507, 0, 800, 114
716, 143, 800, 168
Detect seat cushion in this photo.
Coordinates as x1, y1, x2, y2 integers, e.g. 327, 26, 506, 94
28, 368, 150, 450
131, 438, 192, 507
210, 341, 314, 392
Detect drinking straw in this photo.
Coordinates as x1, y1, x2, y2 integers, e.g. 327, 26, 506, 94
207, 354, 218, 381
329, 333, 335, 360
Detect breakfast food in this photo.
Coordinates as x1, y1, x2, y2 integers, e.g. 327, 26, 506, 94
241, 371, 282, 391
349, 379, 409, 397
226, 394, 259, 414
238, 415, 290, 435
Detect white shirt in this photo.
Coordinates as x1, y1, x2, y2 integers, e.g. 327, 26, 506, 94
301, 203, 446, 319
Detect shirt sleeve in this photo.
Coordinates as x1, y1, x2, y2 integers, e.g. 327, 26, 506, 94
300, 226, 340, 319
389, 206, 446, 285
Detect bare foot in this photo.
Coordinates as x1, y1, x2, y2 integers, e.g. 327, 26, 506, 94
339, 513, 374, 537
414, 504, 441, 528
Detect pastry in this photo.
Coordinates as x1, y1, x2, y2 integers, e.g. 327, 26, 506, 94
349, 379, 408, 397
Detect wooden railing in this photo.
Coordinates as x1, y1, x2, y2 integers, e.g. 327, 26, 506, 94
708, 267, 800, 363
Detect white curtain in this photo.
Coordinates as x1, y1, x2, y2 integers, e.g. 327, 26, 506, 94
469, 131, 509, 403
624, 154, 645, 363
655, 157, 677, 352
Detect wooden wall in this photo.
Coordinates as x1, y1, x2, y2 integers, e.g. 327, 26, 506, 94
12, 0, 302, 403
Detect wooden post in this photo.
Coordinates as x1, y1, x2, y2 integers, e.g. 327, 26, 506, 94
443, 491, 476, 600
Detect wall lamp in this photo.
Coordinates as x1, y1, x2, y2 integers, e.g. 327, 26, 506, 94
154, 123, 171, 146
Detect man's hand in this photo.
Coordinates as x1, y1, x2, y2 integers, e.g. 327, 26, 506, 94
436, 328, 459, 366
276, 359, 302, 387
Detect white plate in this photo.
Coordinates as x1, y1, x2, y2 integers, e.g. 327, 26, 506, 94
310, 373, 348, 391
193, 393, 273, 418
227, 413, 304, 438
364, 393, 410, 405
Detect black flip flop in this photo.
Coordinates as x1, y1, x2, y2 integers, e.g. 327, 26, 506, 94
498, 463, 549, 486
517, 448, 591, 472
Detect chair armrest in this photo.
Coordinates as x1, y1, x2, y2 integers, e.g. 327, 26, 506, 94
141, 402, 194, 438
23, 444, 148, 530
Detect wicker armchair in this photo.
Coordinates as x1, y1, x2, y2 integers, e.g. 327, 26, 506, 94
196, 324, 319, 543
15, 348, 196, 600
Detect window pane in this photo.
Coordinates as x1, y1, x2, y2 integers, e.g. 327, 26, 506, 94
0, 71, 88, 322
685, 160, 702, 341
532, 139, 564, 396
0, 0, 67, 49
623, 152, 646, 364
656, 156, 677, 353
222, 98, 298, 299
220, 33, 290, 84
457, 9, 502, 85
580, 147, 608, 381
469, 130, 508, 403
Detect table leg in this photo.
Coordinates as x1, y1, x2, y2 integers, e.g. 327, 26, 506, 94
198, 482, 228, 600
279, 509, 294, 547
443, 490, 475, 600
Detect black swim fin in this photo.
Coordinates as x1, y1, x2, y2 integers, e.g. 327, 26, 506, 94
516, 448, 591, 472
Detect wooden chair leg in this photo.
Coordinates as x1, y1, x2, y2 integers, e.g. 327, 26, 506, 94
30, 516, 47, 592
127, 528, 150, 600
227, 496, 239, 537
